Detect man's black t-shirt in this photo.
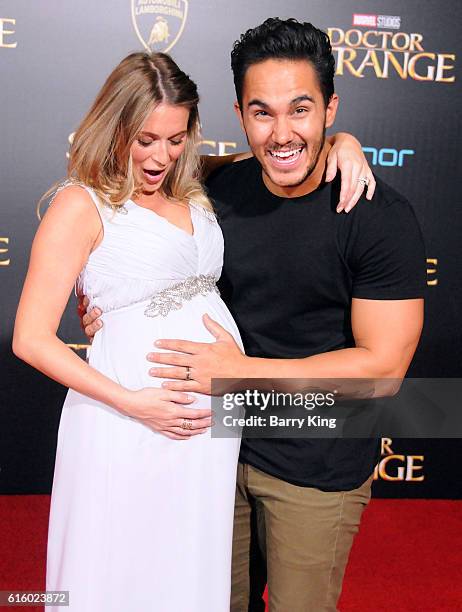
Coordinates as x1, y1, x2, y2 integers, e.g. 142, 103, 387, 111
206, 157, 426, 491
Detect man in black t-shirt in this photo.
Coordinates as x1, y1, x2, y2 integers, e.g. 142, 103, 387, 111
83, 18, 425, 612
151, 19, 425, 612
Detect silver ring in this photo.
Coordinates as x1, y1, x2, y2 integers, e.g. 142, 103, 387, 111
181, 418, 193, 430
185, 366, 191, 381
357, 176, 370, 187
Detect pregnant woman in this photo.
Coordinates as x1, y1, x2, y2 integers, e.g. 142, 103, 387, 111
13, 51, 372, 611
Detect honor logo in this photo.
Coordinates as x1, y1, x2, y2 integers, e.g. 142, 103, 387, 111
362, 146, 414, 168
131, 0, 188, 53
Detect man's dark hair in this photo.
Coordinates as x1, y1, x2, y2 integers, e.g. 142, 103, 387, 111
231, 17, 335, 108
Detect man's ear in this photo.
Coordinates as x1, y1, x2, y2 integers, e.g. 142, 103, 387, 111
325, 94, 339, 129
234, 101, 245, 132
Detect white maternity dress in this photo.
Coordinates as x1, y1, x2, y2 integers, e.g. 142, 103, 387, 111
46, 185, 243, 612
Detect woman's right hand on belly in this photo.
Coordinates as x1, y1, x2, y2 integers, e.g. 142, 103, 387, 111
116, 388, 213, 440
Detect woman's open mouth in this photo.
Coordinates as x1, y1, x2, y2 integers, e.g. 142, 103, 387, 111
142, 168, 166, 184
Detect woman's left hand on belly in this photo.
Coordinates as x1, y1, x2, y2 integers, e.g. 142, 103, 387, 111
146, 314, 247, 395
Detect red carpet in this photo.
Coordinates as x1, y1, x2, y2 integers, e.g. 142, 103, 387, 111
1, 496, 461, 611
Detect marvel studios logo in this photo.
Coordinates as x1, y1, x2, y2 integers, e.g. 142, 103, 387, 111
352, 14, 401, 29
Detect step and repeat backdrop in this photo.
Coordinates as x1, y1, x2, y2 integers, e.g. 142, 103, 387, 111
1, 1, 461, 497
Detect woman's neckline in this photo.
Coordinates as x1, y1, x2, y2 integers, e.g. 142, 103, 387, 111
126, 199, 195, 238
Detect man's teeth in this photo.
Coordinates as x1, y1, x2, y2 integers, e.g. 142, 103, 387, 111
270, 148, 303, 159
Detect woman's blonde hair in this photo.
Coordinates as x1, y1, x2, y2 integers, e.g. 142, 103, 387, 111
40, 52, 211, 214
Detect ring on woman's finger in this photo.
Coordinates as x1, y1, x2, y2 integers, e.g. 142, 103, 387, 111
185, 366, 192, 381
357, 176, 370, 187
181, 418, 193, 430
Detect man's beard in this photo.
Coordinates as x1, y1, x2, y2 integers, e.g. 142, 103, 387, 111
263, 127, 326, 188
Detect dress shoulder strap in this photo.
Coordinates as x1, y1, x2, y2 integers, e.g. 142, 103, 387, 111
50, 179, 96, 202
189, 199, 217, 224
48, 180, 115, 223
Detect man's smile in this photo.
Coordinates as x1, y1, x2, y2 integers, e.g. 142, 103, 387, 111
267, 145, 306, 169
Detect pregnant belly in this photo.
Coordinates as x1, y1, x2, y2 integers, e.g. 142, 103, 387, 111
88, 292, 243, 390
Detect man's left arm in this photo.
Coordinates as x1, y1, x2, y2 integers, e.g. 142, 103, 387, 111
149, 196, 425, 394
148, 298, 423, 394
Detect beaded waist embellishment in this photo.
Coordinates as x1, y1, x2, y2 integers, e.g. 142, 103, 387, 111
144, 274, 219, 318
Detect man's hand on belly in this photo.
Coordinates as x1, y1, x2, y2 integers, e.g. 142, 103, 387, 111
147, 314, 247, 395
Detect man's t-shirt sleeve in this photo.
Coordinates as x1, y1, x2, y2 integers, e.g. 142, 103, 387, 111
350, 198, 426, 299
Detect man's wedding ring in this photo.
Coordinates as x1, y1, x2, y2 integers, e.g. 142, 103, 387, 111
185, 366, 192, 381
358, 176, 370, 187
181, 419, 193, 430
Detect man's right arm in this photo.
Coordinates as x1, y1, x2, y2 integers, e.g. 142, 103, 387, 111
78, 295, 102, 339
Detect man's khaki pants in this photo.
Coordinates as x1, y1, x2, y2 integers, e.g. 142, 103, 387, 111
231, 463, 373, 612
